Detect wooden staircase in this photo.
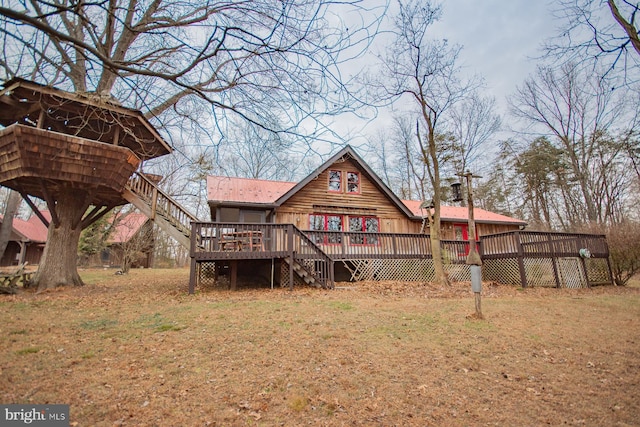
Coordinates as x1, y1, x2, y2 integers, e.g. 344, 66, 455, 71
122, 172, 198, 249
284, 258, 323, 288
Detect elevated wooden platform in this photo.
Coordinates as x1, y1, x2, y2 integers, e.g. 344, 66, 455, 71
0, 124, 140, 206
188, 224, 613, 292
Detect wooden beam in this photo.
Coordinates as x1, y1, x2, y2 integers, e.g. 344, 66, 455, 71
189, 258, 197, 294
39, 180, 60, 227
80, 203, 115, 230
37, 108, 46, 129
230, 260, 237, 291
113, 126, 120, 146
18, 191, 50, 228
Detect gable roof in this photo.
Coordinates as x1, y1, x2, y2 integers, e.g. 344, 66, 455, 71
402, 200, 527, 226
108, 212, 150, 244
207, 146, 416, 217
274, 145, 415, 217
0, 211, 49, 243
205, 145, 527, 227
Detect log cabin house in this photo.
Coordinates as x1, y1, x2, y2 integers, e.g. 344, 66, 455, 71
192, 145, 530, 290
207, 145, 527, 240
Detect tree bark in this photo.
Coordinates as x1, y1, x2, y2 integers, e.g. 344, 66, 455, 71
0, 189, 22, 262
32, 189, 86, 290
429, 212, 449, 285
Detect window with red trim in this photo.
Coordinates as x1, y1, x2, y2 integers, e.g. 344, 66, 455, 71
347, 172, 360, 193
309, 214, 343, 244
328, 170, 342, 192
348, 216, 379, 245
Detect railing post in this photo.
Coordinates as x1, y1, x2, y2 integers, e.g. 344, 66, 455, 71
150, 187, 158, 220
548, 232, 561, 288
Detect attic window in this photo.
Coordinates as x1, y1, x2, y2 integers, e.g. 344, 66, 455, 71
347, 172, 360, 193
328, 170, 342, 192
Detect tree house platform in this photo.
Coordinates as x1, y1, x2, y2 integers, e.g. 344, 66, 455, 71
0, 124, 140, 206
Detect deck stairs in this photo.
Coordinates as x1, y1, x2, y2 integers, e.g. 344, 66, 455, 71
283, 257, 323, 288
123, 173, 333, 289
122, 171, 198, 250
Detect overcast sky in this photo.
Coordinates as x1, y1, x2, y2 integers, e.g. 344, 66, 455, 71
338, 0, 558, 147
432, 0, 556, 111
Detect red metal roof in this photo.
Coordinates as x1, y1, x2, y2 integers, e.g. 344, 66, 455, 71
108, 212, 149, 244
401, 200, 527, 225
207, 176, 296, 204
0, 211, 50, 243
205, 174, 526, 226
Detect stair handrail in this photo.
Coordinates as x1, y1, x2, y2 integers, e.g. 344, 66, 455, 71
290, 224, 335, 289
126, 171, 198, 237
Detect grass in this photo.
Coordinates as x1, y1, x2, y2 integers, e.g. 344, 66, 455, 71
15, 347, 40, 355
0, 268, 638, 426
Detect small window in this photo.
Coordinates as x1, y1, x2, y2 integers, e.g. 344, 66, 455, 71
347, 172, 360, 193
328, 170, 342, 192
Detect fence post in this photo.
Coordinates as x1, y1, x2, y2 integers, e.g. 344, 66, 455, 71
515, 231, 528, 288
548, 232, 561, 288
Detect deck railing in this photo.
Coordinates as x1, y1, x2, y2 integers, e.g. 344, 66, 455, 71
190, 222, 334, 289
191, 224, 482, 262
191, 224, 610, 261
126, 171, 197, 239
480, 231, 609, 258
189, 223, 611, 290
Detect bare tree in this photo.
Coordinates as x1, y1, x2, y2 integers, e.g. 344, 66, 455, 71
0, 0, 387, 289
510, 63, 632, 225
546, 0, 640, 81
0, 1, 385, 140
449, 93, 501, 176
374, 0, 476, 285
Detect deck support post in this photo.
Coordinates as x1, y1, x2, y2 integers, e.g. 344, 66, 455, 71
287, 224, 294, 290
188, 258, 197, 294
230, 260, 238, 291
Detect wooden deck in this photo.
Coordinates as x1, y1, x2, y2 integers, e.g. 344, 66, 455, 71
189, 223, 612, 291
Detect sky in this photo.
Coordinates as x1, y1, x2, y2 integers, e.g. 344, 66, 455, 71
339, 0, 558, 146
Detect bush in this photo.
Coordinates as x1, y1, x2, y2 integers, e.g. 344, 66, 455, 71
606, 221, 640, 285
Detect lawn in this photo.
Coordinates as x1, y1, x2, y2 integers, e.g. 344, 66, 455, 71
1, 268, 639, 426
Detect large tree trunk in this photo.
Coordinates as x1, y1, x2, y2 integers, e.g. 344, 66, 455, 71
32, 190, 86, 290
430, 211, 449, 286
0, 189, 22, 261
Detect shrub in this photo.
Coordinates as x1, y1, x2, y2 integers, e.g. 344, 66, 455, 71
605, 221, 640, 285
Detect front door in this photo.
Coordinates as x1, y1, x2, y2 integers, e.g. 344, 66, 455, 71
453, 223, 479, 256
